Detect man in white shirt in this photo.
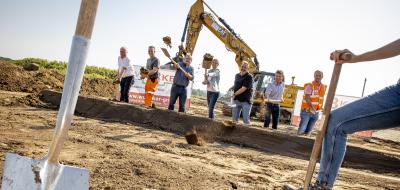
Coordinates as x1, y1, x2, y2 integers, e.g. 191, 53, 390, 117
118, 47, 134, 102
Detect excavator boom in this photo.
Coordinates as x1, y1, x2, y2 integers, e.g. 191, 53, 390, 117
180, 0, 259, 74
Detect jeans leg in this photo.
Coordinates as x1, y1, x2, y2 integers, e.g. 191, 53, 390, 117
208, 92, 219, 119
207, 91, 211, 106
232, 100, 241, 122
119, 78, 125, 102
317, 83, 400, 188
120, 77, 131, 102
264, 104, 272, 128
242, 102, 252, 124
123, 76, 133, 103
297, 110, 310, 134
207, 91, 212, 118
178, 87, 187, 112
305, 112, 319, 134
168, 85, 179, 111
271, 105, 280, 129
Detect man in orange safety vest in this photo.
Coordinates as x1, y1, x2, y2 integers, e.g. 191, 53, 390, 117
297, 70, 326, 135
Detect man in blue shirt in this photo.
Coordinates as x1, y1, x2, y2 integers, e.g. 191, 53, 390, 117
263, 70, 285, 129
167, 54, 194, 112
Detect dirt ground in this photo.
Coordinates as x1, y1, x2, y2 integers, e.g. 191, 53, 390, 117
0, 61, 399, 189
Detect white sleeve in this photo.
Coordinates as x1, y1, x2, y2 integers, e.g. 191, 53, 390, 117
118, 57, 122, 71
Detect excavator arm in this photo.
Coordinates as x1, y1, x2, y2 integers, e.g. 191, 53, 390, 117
180, 0, 259, 74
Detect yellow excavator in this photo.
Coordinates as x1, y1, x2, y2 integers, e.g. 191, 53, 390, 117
167, 0, 303, 123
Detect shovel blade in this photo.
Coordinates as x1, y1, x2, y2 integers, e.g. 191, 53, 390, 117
161, 47, 171, 58
1, 153, 89, 190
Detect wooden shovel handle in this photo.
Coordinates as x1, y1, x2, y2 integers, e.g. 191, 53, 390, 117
304, 63, 342, 189
75, 0, 99, 39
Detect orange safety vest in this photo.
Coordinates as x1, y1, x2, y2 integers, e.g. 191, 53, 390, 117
301, 81, 326, 111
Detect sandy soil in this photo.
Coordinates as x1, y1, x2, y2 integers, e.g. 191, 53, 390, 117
0, 61, 399, 189
0, 90, 399, 190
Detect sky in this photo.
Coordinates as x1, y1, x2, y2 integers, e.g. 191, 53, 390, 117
1, 0, 399, 97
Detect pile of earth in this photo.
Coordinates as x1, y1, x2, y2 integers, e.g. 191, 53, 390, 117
0, 61, 116, 98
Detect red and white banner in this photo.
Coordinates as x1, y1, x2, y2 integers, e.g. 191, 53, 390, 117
116, 65, 192, 108
291, 91, 372, 137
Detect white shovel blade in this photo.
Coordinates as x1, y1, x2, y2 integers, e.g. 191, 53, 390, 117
1, 153, 89, 190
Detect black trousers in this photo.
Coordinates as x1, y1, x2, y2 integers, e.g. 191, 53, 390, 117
120, 76, 133, 102
264, 103, 280, 129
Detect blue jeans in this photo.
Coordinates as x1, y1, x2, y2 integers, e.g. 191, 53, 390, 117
297, 110, 319, 135
317, 83, 400, 188
207, 91, 219, 119
168, 84, 187, 112
264, 103, 280, 129
232, 100, 252, 124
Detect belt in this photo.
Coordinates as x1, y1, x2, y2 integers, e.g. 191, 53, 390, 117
301, 108, 319, 113
267, 102, 280, 106
173, 84, 186, 88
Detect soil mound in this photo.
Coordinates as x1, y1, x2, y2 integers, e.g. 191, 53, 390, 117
0, 61, 116, 98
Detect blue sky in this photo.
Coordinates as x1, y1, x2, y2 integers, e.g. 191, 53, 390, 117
1, 0, 399, 96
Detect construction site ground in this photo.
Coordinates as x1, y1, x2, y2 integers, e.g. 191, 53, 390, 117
0, 61, 399, 189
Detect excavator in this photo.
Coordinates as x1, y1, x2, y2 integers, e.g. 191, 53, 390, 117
166, 0, 303, 123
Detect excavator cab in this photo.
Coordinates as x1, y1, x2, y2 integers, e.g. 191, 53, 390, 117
252, 72, 275, 104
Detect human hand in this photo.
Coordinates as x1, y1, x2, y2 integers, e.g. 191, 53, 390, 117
173, 61, 179, 68
330, 49, 354, 64
113, 77, 120, 84
202, 74, 209, 85
140, 67, 149, 79
184, 72, 192, 78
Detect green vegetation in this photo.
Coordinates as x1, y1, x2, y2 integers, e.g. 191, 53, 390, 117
191, 88, 207, 98
0, 57, 13, 61
10, 57, 117, 79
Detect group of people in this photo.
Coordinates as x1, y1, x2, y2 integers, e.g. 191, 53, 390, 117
116, 45, 327, 134
117, 46, 161, 107
262, 68, 326, 133
231, 64, 326, 135
116, 45, 223, 118
117, 38, 399, 189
